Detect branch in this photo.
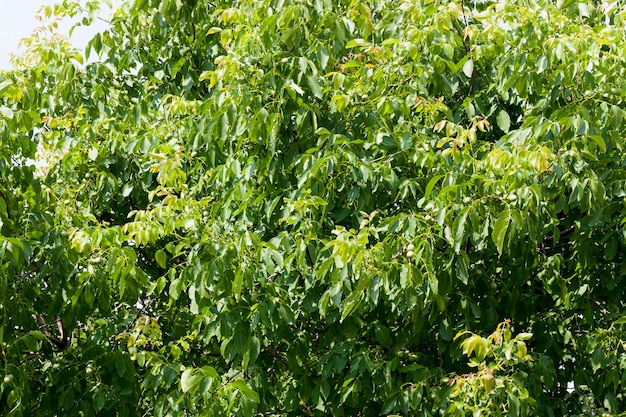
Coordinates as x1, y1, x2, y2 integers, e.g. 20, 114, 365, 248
35, 314, 48, 335
220, 370, 242, 390
33, 314, 68, 350
453, 6, 475, 96
266, 347, 289, 367
591, 299, 610, 316
540, 226, 576, 255
543, 225, 575, 243
55, 315, 68, 348
540, 241, 572, 254
460, 0, 469, 27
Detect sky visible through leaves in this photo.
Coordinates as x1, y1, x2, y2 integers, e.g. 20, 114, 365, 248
0, 0, 118, 69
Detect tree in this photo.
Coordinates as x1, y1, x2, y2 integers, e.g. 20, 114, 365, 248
1, 0, 626, 415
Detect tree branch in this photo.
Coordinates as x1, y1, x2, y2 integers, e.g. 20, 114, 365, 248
543, 225, 575, 243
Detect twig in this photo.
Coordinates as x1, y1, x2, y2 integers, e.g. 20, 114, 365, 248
267, 347, 289, 366
543, 225, 575, 243
55, 316, 67, 347
220, 370, 243, 390
591, 299, 610, 315
460, 0, 469, 27
540, 241, 572, 254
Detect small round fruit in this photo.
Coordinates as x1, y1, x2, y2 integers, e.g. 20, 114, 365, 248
507, 194, 518, 202
407, 243, 415, 251
406, 251, 415, 258
3, 374, 14, 384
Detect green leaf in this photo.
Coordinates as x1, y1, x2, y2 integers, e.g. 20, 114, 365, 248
155, 249, 167, 269
0, 80, 12, 95
515, 332, 533, 341
578, 2, 590, 18
169, 278, 183, 300
331, 93, 349, 112
575, 120, 589, 136
181, 368, 202, 393
122, 183, 134, 197
452, 209, 468, 253
492, 207, 510, 256
202, 366, 220, 380
306, 75, 323, 99
374, 323, 393, 347
88, 147, 99, 161
462, 59, 474, 78
345, 38, 367, 48
456, 255, 468, 285
29, 330, 48, 341
131, 0, 147, 9
591, 348, 604, 373
232, 271, 244, 300
0, 106, 14, 119
536, 55, 548, 73
496, 110, 511, 133
424, 174, 446, 200
230, 379, 260, 403
286, 80, 304, 96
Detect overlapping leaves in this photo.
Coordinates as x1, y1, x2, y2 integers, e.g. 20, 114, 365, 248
1, 0, 626, 416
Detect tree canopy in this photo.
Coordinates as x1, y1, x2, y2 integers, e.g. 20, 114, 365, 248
1, 0, 626, 415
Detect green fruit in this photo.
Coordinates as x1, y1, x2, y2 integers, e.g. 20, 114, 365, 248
4, 374, 14, 384
482, 374, 495, 392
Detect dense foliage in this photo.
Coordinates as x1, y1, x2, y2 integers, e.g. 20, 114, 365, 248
2, 0, 626, 415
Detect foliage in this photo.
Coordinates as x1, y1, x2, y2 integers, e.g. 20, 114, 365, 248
2, 0, 626, 415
